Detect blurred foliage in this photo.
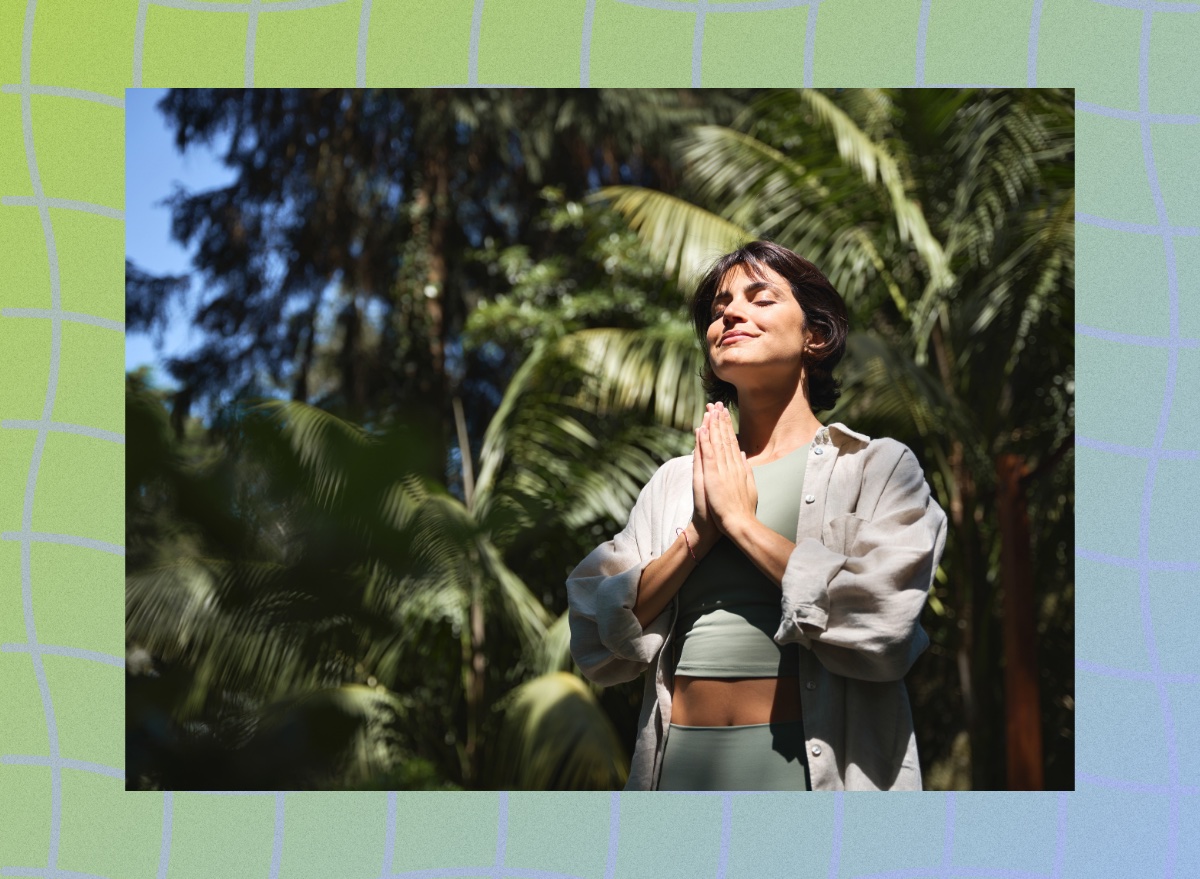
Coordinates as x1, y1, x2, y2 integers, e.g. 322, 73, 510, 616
492, 672, 628, 791
128, 89, 1072, 790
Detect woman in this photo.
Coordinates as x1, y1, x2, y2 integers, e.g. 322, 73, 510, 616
566, 240, 948, 791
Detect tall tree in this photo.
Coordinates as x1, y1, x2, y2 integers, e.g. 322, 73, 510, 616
126, 301, 687, 787
127, 89, 736, 456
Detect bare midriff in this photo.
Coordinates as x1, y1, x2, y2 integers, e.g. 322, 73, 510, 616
670, 675, 804, 726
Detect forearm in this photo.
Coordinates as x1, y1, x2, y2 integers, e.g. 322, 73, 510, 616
725, 515, 796, 587
633, 521, 718, 629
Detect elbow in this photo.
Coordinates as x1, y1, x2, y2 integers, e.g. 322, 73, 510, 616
812, 626, 929, 683
568, 616, 649, 687
871, 625, 930, 681
876, 629, 929, 681
572, 652, 644, 688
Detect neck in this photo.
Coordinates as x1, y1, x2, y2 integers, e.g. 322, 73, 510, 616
733, 377, 825, 459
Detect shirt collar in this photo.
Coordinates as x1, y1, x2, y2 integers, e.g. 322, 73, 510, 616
822, 422, 872, 445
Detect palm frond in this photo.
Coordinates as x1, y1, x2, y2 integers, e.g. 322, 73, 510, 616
476, 536, 553, 651
678, 125, 830, 227
561, 323, 705, 430
832, 331, 974, 450
250, 399, 372, 512
592, 185, 752, 287
797, 89, 953, 295
493, 671, 628, 790
473, 339, 551, 513
531, 611, 575, 676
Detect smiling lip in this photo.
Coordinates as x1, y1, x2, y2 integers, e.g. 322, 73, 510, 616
720, 332, 756, 346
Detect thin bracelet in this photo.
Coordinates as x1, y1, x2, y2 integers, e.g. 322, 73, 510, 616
675, 526, 697, 562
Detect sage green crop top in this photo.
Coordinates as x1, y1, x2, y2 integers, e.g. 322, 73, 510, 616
673, 444, 808, 678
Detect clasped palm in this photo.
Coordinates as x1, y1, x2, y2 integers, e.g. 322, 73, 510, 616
692, 402, 758, 541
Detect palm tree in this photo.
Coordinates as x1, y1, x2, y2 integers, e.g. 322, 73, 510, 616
126, 324, 689, 789
585, 88, 1074, 790
125, 89, 748, 791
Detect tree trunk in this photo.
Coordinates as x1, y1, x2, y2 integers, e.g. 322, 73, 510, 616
413, 162, 447, 390
291, 303, 318, 404
996, 452, 1044, 790
461, 574, 486, 787
946, 438, 982, 788
455, 398, 483, 786
410, 137, 451, 478
929, 319, 992, 789
970, 520, 1002, 791
470, 586, 486, 778
425, 158, 447, 384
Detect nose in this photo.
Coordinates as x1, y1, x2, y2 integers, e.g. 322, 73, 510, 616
721, 298, 748, 325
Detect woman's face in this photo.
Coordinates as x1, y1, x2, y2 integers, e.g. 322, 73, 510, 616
704, 263, 810, 392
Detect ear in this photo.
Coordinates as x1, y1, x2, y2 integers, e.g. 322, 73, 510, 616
803, 329, 831, 360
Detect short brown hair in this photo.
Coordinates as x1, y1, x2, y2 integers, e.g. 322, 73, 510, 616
690, 241, 848, 412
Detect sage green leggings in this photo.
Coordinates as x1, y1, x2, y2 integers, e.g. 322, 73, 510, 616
658, 720, 811, 791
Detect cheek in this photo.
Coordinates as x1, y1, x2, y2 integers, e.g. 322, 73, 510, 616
705, 340, 725, 374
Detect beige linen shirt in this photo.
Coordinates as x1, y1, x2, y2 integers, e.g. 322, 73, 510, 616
566, 422, 948, 790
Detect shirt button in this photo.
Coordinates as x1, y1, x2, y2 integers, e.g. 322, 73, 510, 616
804, 494, 815, 504
811, 745, 822, 757
813, 447, 823, 455
806, 681, 816, 690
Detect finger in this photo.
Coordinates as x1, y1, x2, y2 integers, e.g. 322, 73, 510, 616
709, 410, 729, 475
710, 404, 726, 446
699, 425, 719, 479
743, 452, 758, 511
717, 408, 737, 473
707, 413, 722, 468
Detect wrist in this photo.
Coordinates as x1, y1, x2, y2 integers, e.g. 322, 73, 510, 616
721, 513, 759, 548
686, 520, 719, 559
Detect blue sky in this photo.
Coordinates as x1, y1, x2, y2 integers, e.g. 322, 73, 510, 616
125, 88, 234, 382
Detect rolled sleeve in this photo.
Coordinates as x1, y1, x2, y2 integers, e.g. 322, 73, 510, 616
776, 446, 947, 682
566, 467, 674, 687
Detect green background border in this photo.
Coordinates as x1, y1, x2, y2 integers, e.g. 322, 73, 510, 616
2, 1, 1196, 877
